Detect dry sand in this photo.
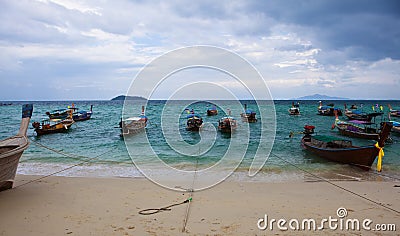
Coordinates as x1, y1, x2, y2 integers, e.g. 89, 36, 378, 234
0, 175, 399, 235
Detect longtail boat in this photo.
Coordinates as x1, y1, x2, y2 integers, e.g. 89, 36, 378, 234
218, 109, 237, 133
46, 108, 69, 119
344, 104, 383, 122
206, 106, 218, 116
388, 113, 400, 134
333, 111, 380, 140
71, 105, 93, 121
317, 101, 342, 116
390, 121, 400, 134
301, 122, 392, 171
240, 104, 257, 122
186, 112, 203, 131
334, 120, 380, 140
288, 102, 300, 115
388, 104, 400, 117
120, 106, 148, 136
0, 104, 32, 191
32, 110, 74, 135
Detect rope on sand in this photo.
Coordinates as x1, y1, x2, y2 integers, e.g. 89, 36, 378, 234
182, 155, 199, 232
137, 149, 200, 233
15, 138, 116, 188
270, 152, 400, 215
138, 197, 192, 215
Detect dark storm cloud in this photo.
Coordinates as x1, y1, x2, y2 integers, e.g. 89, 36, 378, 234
244, 0, 400, 60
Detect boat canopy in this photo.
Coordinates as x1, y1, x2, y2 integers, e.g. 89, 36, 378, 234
245, 109, 255, 114
187, 114, 201, 119
351, 110, 363, 115
220, 116, 235, 120
126, 117, 142, 121
391, 121, 400, 127
349, 120, 373, 125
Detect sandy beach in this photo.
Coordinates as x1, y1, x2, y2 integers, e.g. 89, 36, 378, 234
0, 175, 398, 235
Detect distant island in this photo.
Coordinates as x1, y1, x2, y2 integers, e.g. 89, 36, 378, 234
111, 95, 147, 101
296, 94, 348, 100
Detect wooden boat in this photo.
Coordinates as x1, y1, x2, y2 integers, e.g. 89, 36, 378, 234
301, 122, 392, 170
46, 108, 69, 119
388, 113, 400, 134
344, 104, 383, 122
207, 106, 218, 116
120, 106, 148, 136
388, 104, 400, 117
333, 119, 380, 140
288, 102, 300, 115
317, 101, 342, 116
32, 110, 74, 136
240, 104, 257, 122
0, 103, 12, 106
333, 110, 380, 140
349, 104, 358, 110
71, 105, 93, 121
390, 121, 400, 134
218, 110, 237, 133
0, 104, 32, 191
186, 113, 203, 131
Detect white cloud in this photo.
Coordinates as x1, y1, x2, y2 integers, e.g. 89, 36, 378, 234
0, 0, 399, 100
40, 0, 102, 15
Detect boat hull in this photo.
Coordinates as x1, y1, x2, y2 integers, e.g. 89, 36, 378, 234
0, 136, 29, 191
318, 109, 342, 116
121, 121, 146, 136
34, 120, 74, 136
345, 113, 371, 122
218, 119, 237, 133
186, 116, 203, 131
392, 126, 400, 134
240, 113, 257, 123
336, 124, 379, 140
289, 108, 300, 115
302, 137, 378, 170
186, 126, 202, 131
73, 112, 92, 121
207, 110, 218, 116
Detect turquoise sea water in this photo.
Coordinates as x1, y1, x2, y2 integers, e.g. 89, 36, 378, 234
1, 100, 399, 182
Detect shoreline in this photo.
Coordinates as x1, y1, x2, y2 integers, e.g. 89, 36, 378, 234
16, 160, 400, 184
0, 174, 399, 235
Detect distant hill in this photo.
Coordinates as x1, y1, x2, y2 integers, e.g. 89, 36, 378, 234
111, 95, 147, 101
296, 94, 348, 100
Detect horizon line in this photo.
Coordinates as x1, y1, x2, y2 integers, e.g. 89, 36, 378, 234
1, 98, 400, 102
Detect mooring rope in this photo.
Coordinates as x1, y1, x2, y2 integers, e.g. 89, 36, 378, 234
269, 152, 400, 215
138, 197, 192, 215
27, 138, 133, 165
182, 155, 199, 232
15, 139, 117, 188
137, 149, 200, 233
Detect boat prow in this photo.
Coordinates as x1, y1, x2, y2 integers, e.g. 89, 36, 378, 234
0, 104, 33, 191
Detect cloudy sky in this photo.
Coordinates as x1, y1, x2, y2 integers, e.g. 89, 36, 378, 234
1, 0, 399, 100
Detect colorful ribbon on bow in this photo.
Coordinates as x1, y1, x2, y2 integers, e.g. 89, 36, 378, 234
375, 142, 384, 172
